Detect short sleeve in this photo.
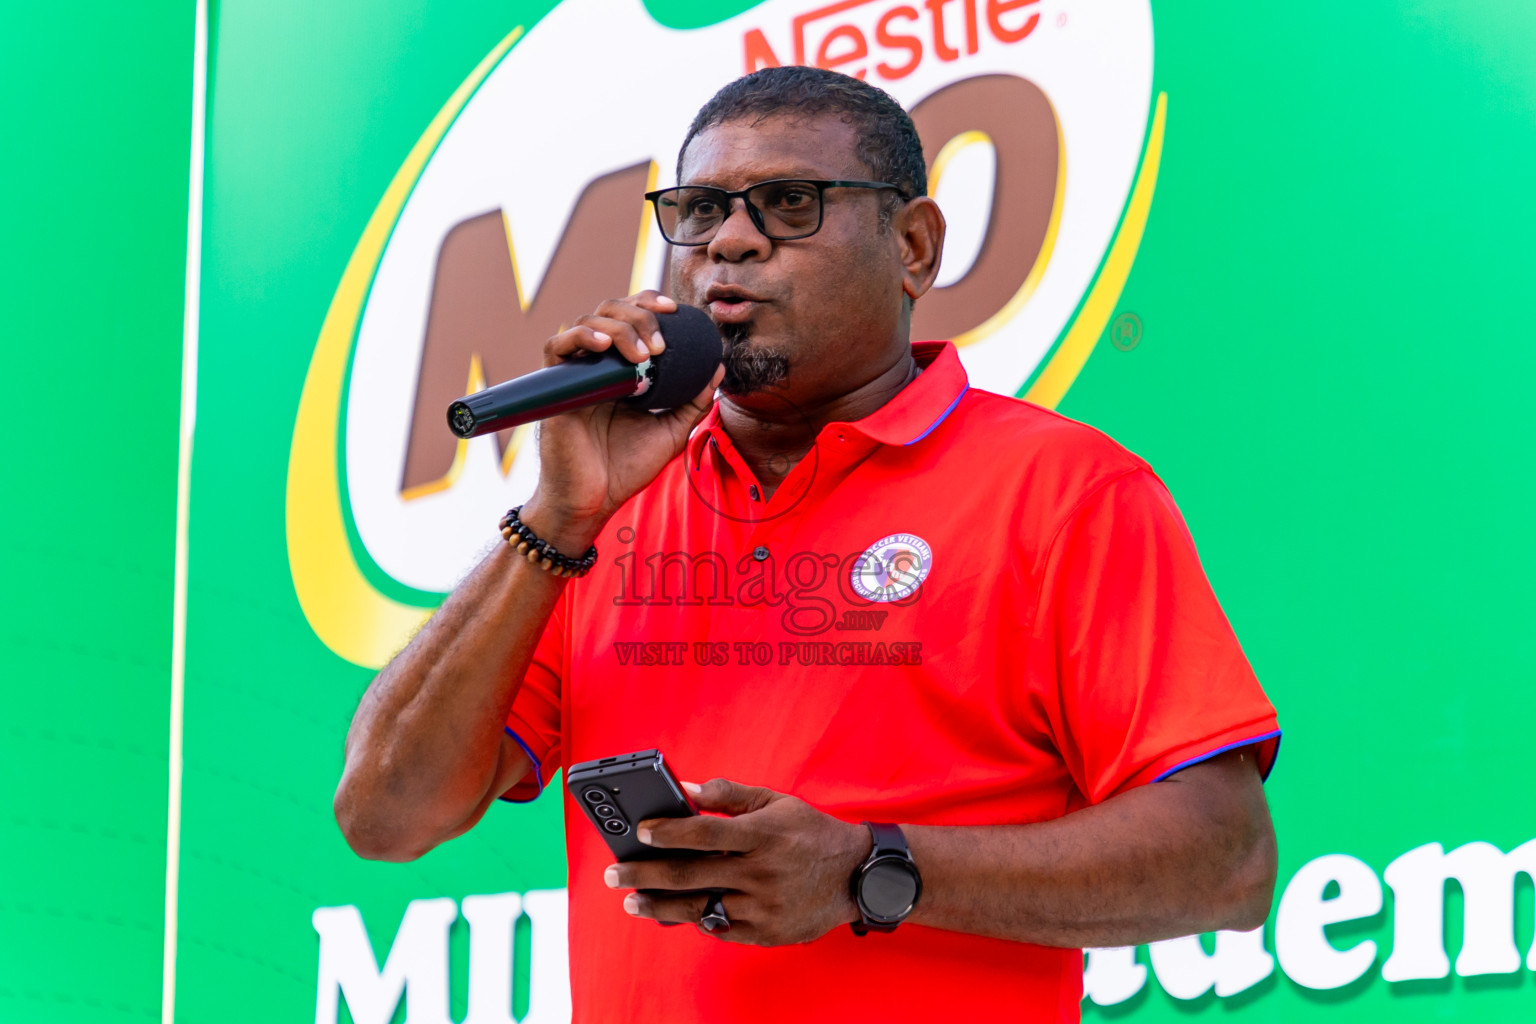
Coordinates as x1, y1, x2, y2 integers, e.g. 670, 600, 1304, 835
497, 588, 567, 803
1032, 469, 1280, 804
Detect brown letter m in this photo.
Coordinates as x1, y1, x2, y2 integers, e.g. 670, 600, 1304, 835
399, 161, 656, 498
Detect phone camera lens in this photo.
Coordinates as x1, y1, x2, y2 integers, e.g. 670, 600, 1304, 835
583, 788, 607, 804
603, 818, 629, 835
594, 804, 619, 819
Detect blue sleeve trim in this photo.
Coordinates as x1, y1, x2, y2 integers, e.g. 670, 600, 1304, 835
1152, 729, 1282, 783
903, 385, 969, 446
498, 725, 545, 801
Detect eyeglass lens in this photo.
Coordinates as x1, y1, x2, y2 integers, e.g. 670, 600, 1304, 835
656, 181, 823, 243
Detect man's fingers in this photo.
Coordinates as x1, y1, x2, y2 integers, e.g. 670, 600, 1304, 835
637, 810, 753, 852
656, 365, 724, 441
542, 324, 618, 367
544, 294, 675, 369
622, 889, 715, 925
623, 890, 747, 940
574, 314, 654, 362
607, 855, 738, 893
684, 777, 779, 816
696, 365, 726, 407
630, 289, 678, 314
593, 298, 664, 358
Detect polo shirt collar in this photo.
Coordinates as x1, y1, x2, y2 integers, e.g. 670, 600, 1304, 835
838, 340, 968, 447
686, 340, 969, 466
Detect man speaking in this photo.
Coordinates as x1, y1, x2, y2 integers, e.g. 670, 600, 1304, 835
335, 66, 1281, 1022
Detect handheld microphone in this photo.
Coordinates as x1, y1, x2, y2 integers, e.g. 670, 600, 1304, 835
446, 304, 723, 439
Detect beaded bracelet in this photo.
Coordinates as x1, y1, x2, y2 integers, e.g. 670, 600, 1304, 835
499, 506, 598, 578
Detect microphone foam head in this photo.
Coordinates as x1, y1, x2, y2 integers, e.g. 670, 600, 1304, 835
627, 303, 723, 411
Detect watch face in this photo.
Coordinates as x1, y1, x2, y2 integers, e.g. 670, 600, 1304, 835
861, 858, 919, 920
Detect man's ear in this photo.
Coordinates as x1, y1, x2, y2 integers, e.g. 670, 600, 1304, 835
895, 197, 946, 302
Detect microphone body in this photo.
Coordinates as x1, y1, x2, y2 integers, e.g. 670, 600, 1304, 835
446, 303, 723, 440
448, 351, 647, 437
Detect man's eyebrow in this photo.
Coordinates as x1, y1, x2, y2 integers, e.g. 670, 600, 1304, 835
681, 170, 837, 188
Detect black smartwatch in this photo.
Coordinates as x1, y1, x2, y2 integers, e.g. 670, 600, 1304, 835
849, 822, 922, 935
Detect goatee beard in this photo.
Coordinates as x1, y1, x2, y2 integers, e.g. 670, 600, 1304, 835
718, 322, 790, 394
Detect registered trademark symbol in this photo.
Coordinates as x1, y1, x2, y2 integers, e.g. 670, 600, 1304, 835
1110, 312, 1142, 351
1057, 11, 1068, 27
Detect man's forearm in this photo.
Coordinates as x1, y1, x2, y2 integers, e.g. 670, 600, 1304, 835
334, 506, 589, 860
902, 749, 1277, 948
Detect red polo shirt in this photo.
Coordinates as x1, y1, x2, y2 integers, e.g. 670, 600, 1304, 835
500, 340, 1279, 1023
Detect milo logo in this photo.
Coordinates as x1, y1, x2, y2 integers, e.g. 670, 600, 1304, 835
288, 0, 1162, 666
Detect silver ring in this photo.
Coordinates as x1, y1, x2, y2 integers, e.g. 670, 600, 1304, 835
700, 894, 731, 932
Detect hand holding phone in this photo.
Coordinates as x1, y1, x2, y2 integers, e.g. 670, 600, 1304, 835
565, 749, 704, 861
565, 749, 729, 929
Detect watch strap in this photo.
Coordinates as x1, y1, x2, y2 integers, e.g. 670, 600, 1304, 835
865, 821, 909, 858
850, 821, 919, 936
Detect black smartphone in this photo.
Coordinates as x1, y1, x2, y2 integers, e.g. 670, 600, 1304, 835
565, 748, 702, 862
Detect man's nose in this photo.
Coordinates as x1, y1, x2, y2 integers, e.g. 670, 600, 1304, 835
706, 197, 769, 262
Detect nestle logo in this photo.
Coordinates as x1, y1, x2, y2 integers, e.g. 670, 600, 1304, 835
744, 0, 1042, 82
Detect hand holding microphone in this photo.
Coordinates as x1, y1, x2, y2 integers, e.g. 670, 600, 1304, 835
446, 298, 725, 438
452, 292, 724, 554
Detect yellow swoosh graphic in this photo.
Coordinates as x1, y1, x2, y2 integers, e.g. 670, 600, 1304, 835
1026, 91, 1167, 408
286, 27, 523, 668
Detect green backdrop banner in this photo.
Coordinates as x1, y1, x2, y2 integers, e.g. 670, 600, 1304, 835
0, 3, 190, 1022
6, 1, 1535, 1022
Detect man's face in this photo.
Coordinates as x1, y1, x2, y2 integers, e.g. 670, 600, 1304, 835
669, 112, 911, 410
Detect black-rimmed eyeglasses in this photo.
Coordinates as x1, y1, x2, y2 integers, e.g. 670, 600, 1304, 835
643, 178, 907, 246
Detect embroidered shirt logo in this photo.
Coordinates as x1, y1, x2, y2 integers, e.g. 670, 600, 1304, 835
851, 533, 933, 603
